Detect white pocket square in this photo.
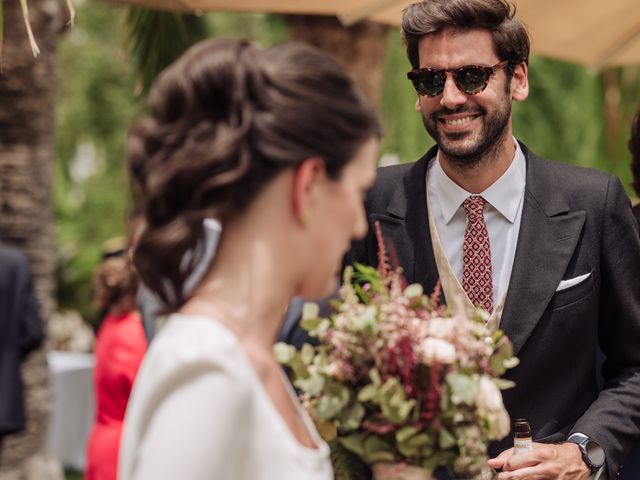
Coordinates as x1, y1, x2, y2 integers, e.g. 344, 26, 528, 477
556, 272, 591, 292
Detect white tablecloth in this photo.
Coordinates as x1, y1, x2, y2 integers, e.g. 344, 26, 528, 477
47, 351, 95, 471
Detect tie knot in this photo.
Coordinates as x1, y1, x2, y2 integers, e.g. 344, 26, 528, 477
462, 195, 486, 217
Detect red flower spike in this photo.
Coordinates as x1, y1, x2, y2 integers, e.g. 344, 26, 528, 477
374, 220, 391, 280
430, 279, 442, 309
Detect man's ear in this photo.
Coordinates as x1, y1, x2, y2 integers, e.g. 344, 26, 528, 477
415, 96, 421, 112
292, 157, 326, 225
511, 62, 529, 102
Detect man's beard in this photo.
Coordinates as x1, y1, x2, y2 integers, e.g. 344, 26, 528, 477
422, 94, 512, 170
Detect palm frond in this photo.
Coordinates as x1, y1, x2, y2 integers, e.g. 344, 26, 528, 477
125, 7, 208, 96
65, 0, 76, 27
18, 0, 39, 57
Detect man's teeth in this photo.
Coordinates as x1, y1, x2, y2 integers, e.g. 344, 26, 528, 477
444, 116, 473, 126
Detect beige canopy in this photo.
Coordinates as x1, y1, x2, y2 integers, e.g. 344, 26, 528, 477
107, 0, 640, 69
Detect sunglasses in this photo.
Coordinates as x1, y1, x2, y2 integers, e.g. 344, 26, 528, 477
407, 60, 510, 97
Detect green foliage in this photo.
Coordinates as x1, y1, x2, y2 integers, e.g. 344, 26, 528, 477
512, 56, 604, 170
126, 8, 208, 95
380, 29, 435, 163
55, 0, 142, 324
54, 6, 290, 324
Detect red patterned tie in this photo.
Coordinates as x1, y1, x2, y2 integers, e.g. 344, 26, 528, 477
462, 196, 493, 313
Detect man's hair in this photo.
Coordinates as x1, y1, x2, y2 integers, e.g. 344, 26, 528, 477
630, 110, 640, 197
401, 0, 530, 74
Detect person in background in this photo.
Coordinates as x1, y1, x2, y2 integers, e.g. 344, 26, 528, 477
118, 38, 380, 479
630, 109, 640, 228
0, 243, 43, 455
85, 252, 146, 480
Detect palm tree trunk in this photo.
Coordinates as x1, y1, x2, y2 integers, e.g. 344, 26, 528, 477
287, 15, 389, 108
0, 1, 66, 478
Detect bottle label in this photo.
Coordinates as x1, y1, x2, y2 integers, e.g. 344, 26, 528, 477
514, 437, 533, 455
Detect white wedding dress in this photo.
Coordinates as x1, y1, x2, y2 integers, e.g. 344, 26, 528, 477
119, 314, 333, 480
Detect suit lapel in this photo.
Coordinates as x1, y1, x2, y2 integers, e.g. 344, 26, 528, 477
373, 148, 440, 294
500, 147, 586, 355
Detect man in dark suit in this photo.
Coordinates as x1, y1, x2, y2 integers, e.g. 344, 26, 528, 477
0, 244, 44, 453
347, 1, 640, 479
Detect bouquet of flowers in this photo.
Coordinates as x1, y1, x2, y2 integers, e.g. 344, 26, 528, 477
275, 224, 519, 479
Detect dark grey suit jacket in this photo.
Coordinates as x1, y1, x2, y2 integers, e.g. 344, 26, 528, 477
341, 143, 640, 480
0, 244, 44, 437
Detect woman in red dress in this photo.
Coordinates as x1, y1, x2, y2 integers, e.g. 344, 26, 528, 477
85, 255, 146, 480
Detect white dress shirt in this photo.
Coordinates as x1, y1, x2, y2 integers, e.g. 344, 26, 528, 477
426, 139, 526, 306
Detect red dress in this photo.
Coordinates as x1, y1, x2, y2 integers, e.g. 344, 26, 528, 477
85, 311, 146, 480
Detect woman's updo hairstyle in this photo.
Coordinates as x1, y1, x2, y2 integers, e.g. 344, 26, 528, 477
129, 38, 381, 309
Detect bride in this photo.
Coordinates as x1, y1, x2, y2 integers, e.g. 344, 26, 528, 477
118, 38, 380, 479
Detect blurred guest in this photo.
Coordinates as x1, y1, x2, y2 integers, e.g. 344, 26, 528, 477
0, 244, 43, 454
630, 110, 640, 228
118, 38, 380, 479
85, 254, 146, 480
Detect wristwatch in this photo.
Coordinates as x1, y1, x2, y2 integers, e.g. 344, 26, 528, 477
567, 434, 605, 473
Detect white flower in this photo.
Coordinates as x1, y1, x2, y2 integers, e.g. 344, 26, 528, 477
418, 337, 457, 365
476, 376, 504, 412
492, 408, 512, 439
428, 317, 456, 339
476, 377, 510, 439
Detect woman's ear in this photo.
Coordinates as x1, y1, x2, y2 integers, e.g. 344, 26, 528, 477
291, 157, 326, 226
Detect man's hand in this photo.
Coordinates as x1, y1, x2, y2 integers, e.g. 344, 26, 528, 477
487, 442, 591, 479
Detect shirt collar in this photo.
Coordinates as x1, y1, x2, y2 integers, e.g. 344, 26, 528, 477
432, 138, 526, 224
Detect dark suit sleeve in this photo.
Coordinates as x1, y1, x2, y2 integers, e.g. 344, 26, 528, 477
17, 263, 44, 356
571, 176, 640, 480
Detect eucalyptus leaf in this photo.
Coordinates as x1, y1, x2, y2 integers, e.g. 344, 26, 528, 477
302, 301, 320, 320
316, 395, 344, 420
357, 384, 378, 402
364, 436, 396, 463
446, 372, 479, 406
490, 337, 515, 374
438, 428, 457, 449
294, 373, 325, 396
388, 383, 406, 407
300, 343, 315, 365
493, 378, 516, 390
397, 399, 416, 422
369, 368, 382, 386
273, 342, 296, 364
339, 432, 367, 458
337, 402, 366, 431
396, 426, 419, 443
503, 356, 520, 369
398, 432, 431, 458
300, 316, 323, 332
